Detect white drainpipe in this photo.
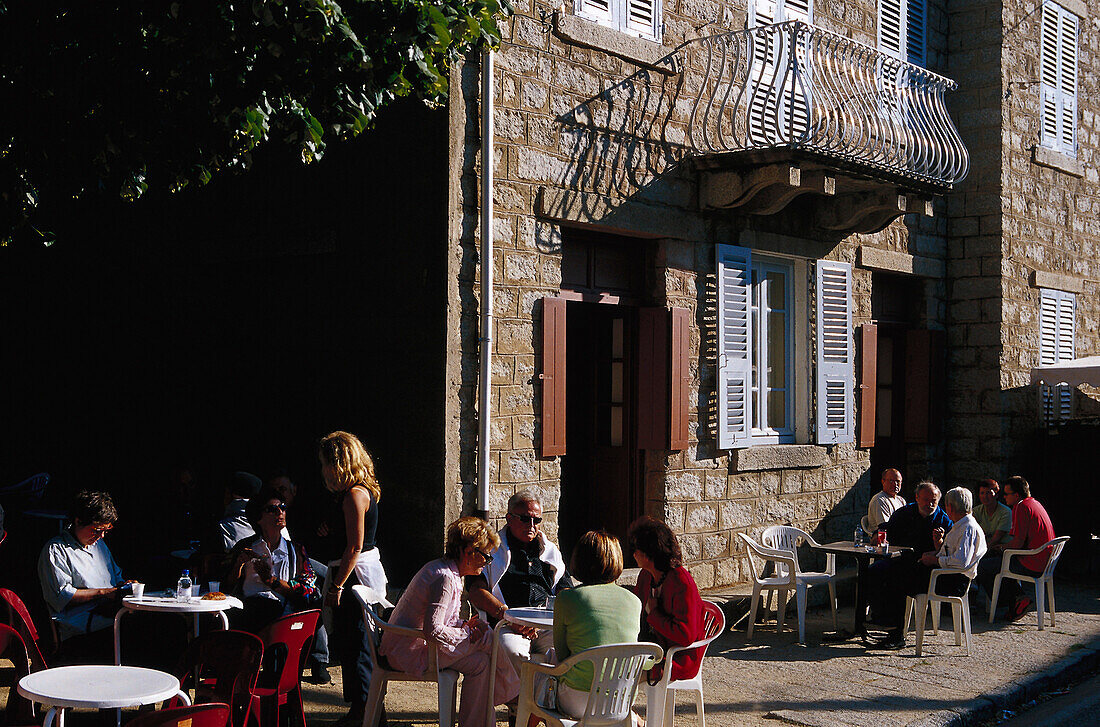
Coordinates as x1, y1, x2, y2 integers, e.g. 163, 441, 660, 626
476, 48, 494, 515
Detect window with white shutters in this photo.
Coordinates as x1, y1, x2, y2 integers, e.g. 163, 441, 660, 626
574, 0, 661, 41
1039, 288, 1076, 424
1040, 2, 1078, 157
716, 245, 754, 449
815, 261, 854, 445
878, 0, 926, 66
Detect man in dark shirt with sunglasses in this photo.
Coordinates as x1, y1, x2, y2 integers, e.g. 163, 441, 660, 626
465, 489, 574, 675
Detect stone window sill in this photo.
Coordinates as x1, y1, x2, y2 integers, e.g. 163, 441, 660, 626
553, 12, 676, 76
1032, 145, 1083, 178
732, 444, 829, 472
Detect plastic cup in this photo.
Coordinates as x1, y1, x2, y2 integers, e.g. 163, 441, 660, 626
191, 585, 200, 597
131, 583, 145, 599
208, 581, 220, 594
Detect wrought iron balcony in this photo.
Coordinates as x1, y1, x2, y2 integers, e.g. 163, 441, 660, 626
679, 21, 969, 189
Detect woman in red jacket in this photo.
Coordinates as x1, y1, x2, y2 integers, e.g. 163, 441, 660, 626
627, 516, 705, 684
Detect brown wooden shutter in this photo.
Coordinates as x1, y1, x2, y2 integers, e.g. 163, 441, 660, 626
637, 308, 670, 451
858, 323, 878, 448
904, 328, 945, 444
670, 307, 691, 451
540, 297, 567, 457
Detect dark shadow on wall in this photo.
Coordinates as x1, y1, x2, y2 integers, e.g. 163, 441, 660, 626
0, 100, 450, 588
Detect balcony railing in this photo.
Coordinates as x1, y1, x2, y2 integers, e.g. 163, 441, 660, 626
680, 21, 969, 187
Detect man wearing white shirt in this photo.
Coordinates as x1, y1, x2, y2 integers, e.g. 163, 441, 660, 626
867, 468, 906, 531
875, 486, 986, 650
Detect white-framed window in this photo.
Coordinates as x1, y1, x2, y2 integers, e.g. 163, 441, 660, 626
1039, 287, 1076, 424
716, 244, 853, 449
878, 0, 926, 66
574, 0, 662, 41
1040, 1, 1078, 157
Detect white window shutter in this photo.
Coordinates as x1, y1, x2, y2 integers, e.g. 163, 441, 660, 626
1039, 288, 1076, 424
815, 260, 854, 444
1039, 289, 1059, 366
716, 244, 753, 449
1059, 9, 1078, 155
750, 0, 777, 26
624, 0, 661, 39
575, 0, 613, 27
783, 0, 812, 24
878, 0, 904, 59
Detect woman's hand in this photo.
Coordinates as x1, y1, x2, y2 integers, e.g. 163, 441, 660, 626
324, 588, 342, 607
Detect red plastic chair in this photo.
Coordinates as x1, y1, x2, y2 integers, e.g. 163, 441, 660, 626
171, 630, 264, 727
0, 588, 49, 671
126, 704, 231, 727
0, 623, 37, 726
248, 610, 320, 727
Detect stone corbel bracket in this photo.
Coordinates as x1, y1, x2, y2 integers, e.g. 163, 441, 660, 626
699, 164, 836, 214
816, 191, 933, 234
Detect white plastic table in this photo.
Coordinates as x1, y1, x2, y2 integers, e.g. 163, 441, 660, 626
487, 608, 554, 721
18, 665, 190, 727
114, 593, 243, 665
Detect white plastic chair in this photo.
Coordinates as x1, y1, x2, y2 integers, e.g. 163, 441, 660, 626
350, 585, 460, 727
643, 600, 725, 727
902, 567, 974, 656
988, 536, 1071, 630
746, 527, 838, 643
516, 641, 662, 727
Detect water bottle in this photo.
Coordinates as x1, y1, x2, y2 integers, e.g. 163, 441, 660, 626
853, 524, 864, 547
176, 569, 193, 602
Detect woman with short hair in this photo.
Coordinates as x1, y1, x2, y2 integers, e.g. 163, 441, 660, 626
550, 530, 643, 723
628, 516, 705, 685
381, 517, 519, 727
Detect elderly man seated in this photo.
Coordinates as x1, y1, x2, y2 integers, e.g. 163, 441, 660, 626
875, 486, 987, 650
867, 481, 953, 627
465, 490, 573, 674
38, 490, 134, 663
867, 468, 906, 531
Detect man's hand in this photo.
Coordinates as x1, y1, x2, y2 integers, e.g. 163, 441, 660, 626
931, 527, 945, 551
509, 619, 540, 639
324, 588, 341, 608
919, 551, 939, 567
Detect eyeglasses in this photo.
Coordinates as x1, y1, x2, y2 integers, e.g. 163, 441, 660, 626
90, 524, 113, 535
509, 513, 543, 525
262, 503, 288, 514
472, 547, 493, 562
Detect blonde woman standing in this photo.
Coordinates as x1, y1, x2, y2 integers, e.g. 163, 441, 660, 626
319, 431, 389, 727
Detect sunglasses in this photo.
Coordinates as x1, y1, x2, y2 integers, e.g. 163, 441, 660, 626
510, 513, 543, 525
262, 503, 288, 514
472, 547, 493, 562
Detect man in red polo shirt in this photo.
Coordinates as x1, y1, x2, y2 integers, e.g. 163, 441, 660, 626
976, 476, 1056, 619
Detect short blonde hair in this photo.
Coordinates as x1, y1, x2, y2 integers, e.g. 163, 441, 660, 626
318, 431, 381, 501
570, 530, 624, 585
444, 517, 500, 561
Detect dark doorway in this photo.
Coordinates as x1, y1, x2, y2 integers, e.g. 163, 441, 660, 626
557, 228, 647, 562
869, 272, 923, 496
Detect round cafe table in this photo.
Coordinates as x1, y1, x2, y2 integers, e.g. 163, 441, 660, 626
114, 593, 243, 665
18, 664, 190, 727
487, 607, 555, 721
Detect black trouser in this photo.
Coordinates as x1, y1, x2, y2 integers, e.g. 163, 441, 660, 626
977, 554, 1043, 607
334, 571, 373, 710
869, 552, 970, 628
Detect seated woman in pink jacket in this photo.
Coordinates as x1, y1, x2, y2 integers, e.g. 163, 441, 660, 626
628, 516, 705, 684
380, 517, 518, 727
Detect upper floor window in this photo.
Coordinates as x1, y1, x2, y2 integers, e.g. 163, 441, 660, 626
1039, 288, 1076, 424
574, 0, 662, 41
749, 0, 812, 27
878, 0, 926, 66
1040, 1, 1078, 157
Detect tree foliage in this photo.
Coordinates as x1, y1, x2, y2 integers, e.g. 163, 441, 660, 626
0, 0, 511, 245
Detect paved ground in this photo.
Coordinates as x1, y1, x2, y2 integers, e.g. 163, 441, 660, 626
301, 579, 1100, 727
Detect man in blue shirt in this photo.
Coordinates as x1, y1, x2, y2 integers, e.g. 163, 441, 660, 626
866, 481, 953, 635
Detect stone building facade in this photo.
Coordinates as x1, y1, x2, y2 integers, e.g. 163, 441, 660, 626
432, 0, 1098, 586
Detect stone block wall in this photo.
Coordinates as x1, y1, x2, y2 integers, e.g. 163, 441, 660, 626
447, 0, 953, 585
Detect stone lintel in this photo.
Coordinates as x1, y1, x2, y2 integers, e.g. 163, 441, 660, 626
1032, 146, 1084, 178
732, 445, 828, 472
536, 186, 702, 240
1030, 270, 1086, 294
858, 247, 945, 279
553, 12, 676, 75
1059, 0, 1088, 18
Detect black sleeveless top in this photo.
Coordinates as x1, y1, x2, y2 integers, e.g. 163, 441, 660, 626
333, 485, 378, 552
